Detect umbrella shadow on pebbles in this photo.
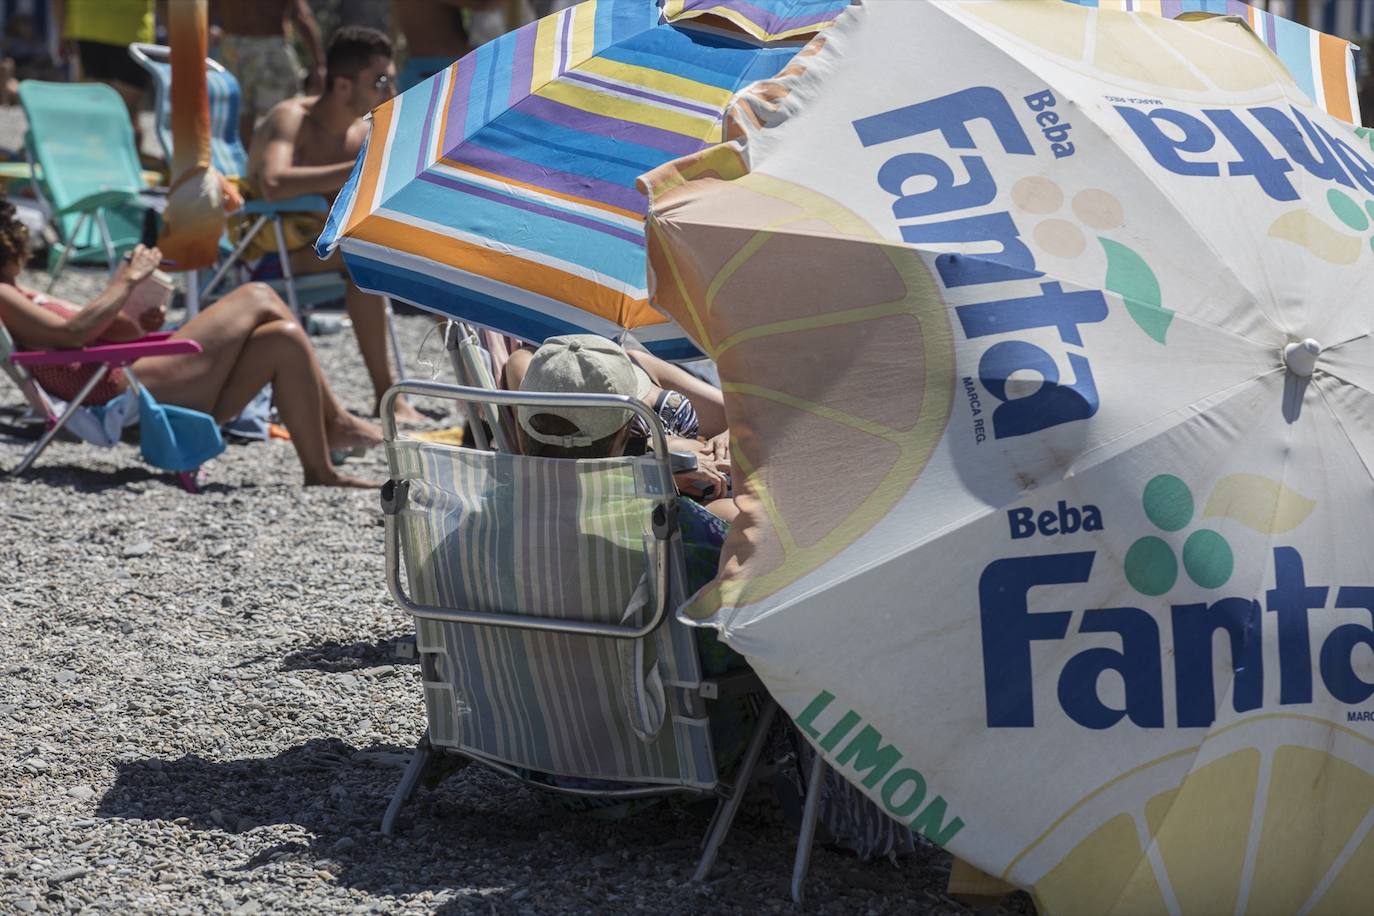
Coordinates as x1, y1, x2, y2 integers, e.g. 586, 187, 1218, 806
93, 738, 984, 911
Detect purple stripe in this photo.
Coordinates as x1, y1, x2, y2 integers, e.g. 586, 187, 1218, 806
518, 94, 703, 156
418, 170, 644, 244
1265, 9, 1278, 50
442, 55, 477, 155
564, 72, 722, 119
678, 0, 841, 33
558, 9, 572, 75
510, 23, 538, 108
444, 144, 648, 214
1160, 0, 1184, 19
416, 73, 446, 176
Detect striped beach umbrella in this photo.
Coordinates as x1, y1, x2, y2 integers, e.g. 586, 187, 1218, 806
317, 0, 847, 360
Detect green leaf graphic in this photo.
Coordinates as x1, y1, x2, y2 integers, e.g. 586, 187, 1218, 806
1101, 237, 1173, 344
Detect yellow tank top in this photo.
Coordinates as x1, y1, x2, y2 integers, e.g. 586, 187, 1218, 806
63, 0, 155, 47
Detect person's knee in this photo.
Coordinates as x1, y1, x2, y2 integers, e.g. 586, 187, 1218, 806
244, 281, 293, 320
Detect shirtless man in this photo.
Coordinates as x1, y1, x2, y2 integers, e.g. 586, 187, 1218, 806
248, 26, 422, 423
212, 0, 326, 148
394, 0, 503, 90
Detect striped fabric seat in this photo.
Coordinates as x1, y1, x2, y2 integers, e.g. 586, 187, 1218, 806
390, 437, 717, 789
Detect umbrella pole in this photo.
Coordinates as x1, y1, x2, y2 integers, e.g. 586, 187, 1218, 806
790, 751, 826, 904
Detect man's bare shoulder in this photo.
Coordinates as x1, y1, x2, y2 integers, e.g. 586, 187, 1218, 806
261, 95, 319, 138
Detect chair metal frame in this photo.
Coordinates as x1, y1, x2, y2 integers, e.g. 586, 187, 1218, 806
0, 324, 205, 491
375, 379, 831, 889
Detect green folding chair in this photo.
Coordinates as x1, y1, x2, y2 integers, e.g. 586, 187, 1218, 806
17, 80, 149, 286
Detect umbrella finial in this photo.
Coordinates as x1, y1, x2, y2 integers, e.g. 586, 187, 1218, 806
1283, 338, 1321, 377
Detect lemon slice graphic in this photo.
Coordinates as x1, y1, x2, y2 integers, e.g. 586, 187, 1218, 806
647, 172, 955, 618
955, 0, 1290, 100
1009, 714, 1374, 915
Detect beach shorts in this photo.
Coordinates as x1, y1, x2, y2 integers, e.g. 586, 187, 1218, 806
220, 34, 301, 121
76, 40, 150, 89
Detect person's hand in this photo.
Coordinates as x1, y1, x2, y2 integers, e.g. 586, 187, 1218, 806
704, 430, 730, 465
138, 304, 166, 333
675, 463, 729, 501
305, 65, 326, 95
118, 245, 161, 286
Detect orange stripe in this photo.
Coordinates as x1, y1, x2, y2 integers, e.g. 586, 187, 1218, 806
344, 103, 392, 238
1319, 33, 1354, 124
438, 157, 643, 222
353, 215, 656, 327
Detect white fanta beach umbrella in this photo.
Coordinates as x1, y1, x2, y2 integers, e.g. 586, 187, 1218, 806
642, 1, 1374, 912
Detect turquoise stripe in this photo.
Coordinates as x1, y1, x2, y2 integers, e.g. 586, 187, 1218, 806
1274, 14, 1317, 104
385, 179, 645, 284
379, 89, 431, 205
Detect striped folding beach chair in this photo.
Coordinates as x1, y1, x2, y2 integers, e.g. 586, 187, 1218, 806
378, 380, 776, 881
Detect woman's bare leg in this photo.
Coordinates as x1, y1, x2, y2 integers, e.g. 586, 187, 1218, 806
133, 286, 380, 487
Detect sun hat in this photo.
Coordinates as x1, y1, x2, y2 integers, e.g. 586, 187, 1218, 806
518, 335, 653, 447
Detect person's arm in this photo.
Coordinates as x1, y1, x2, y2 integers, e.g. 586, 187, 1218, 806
256, 105, 356, 200
287, 0, 327, 95
0, 246, 161, 350
627, 349, 728, 437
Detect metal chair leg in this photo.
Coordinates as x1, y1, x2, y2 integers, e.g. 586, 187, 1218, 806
8, 365, 109, 475
694, 699, 778, 882
47, 210, 89, 291
272, 218, 301, 317
381, 732, 433, 836
791, 750, 826, 905
184, 271, 201, 319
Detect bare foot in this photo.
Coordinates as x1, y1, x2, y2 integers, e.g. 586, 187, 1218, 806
303, 469, 385, 488
327, 412, 383, 451
384, 396, 427, 427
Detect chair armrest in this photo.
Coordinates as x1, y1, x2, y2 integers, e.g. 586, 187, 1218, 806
56, 188, 140, 215
11, 338, 201, 368
241, 194, 331, 215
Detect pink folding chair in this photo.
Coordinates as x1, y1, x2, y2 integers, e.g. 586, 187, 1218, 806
0, 321, 205, 491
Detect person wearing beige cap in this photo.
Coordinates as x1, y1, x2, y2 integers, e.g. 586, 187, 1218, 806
513, 335, 733, 513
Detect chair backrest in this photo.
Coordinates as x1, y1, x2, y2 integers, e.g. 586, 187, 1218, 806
18, 81, 144, 213
128, 43, 247, 179
387, 436, 717, 789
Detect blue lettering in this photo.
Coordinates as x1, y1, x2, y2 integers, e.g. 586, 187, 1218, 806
878, 152, 997, 220
1252, 106, 1353, 188
1203, 109, 1298, 201
1009, 507, 1035, 539
1058, 606, 1164, 729
1321, 587, 1374, 704
1116, 106, 1219, 177
980, 342, 1100, 439
979, 552, 1094, 727
900, 213, 1042, 289
1266, 546, 1327, 706
1172, 597, 1263, 727
957, 281, 1109, 346
854, 86, 1035, 155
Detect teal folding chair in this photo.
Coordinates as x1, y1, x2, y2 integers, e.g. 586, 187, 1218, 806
17, 80, 148, 286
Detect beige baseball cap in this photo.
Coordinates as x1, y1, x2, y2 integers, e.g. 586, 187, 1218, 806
518, 335, 653, 447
